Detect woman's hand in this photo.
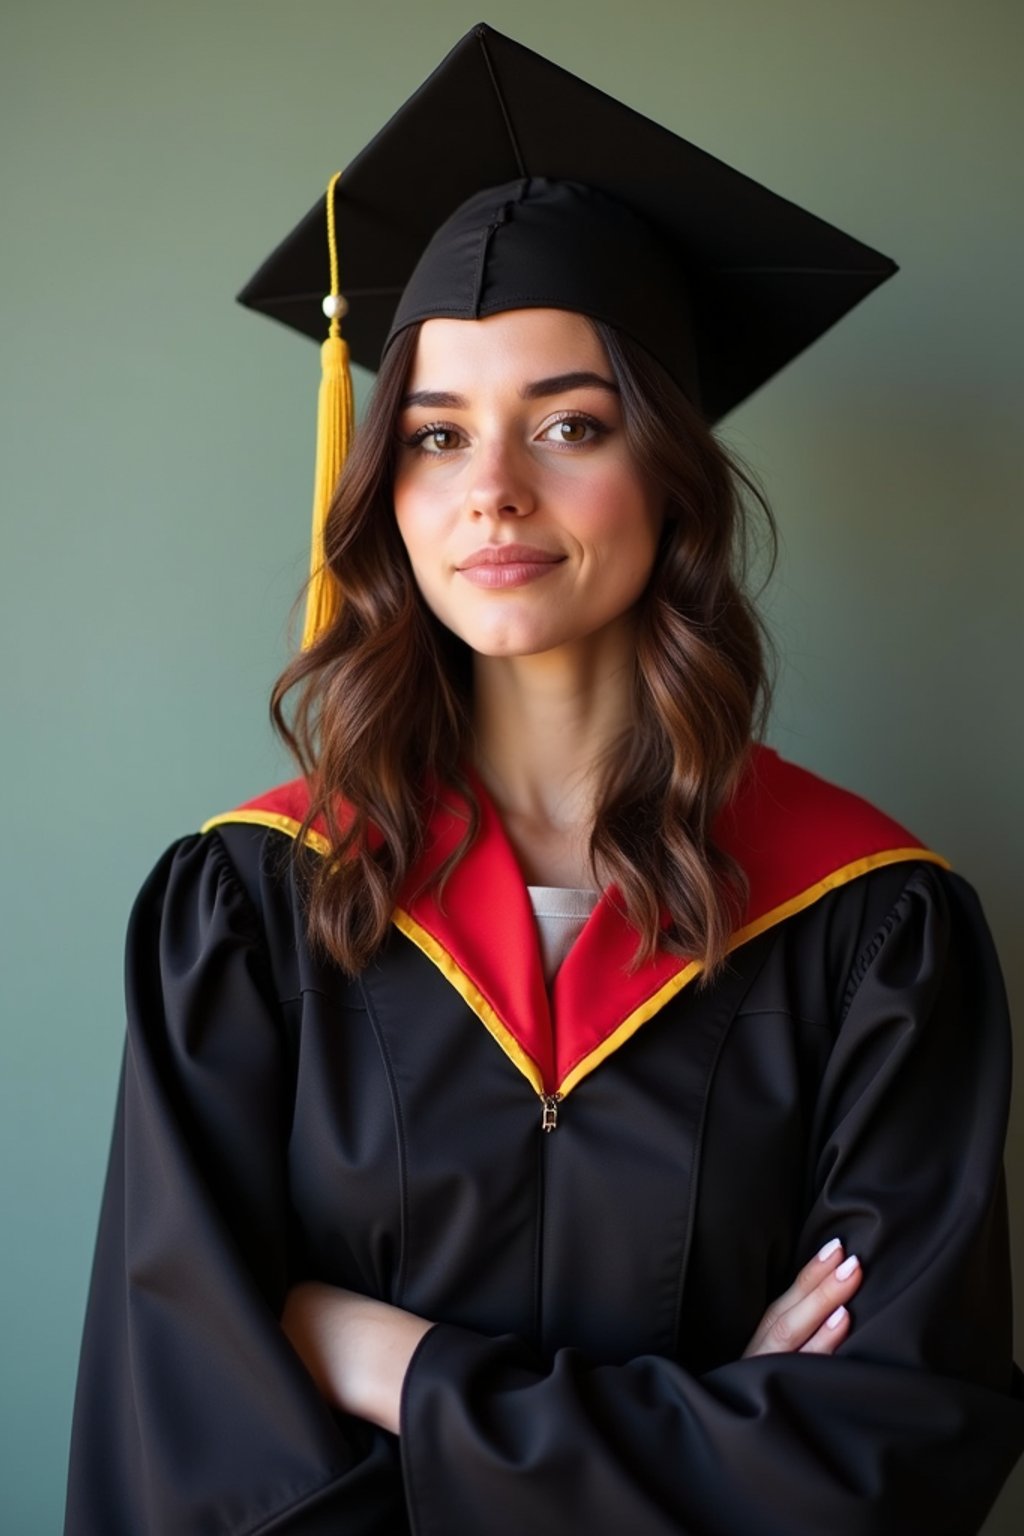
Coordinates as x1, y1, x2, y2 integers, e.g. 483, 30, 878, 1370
741, 1238, 863, 1358
281, 1282, 434, 1434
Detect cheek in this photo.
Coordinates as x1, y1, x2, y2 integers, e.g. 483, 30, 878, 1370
573, 470, 663, 565
392, 486, 456, 624
393, 484, 437, 571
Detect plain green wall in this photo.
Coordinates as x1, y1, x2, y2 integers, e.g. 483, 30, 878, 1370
3, 1, 1022, 1529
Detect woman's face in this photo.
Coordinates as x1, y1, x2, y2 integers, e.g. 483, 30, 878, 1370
392, 308, 666, 660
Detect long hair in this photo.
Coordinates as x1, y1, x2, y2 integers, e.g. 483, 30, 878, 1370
270, 316, 778, 985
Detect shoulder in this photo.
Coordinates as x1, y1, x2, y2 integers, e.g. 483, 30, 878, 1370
724, 742, 948, 872
719, 746, 1001, 1011
124, 780, 330, 1001
720, 743, 953, 940
191, 771, 354, 903
200, 776, 330, 853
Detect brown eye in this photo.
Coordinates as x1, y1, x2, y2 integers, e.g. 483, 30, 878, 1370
402, 423, 464, 454
558, 420, 587, 443
542, 414, 605, 446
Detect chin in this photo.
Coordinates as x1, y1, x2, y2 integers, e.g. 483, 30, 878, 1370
428, 607, 556, 657
427, 596, 635, 659
463, 632, 564, 658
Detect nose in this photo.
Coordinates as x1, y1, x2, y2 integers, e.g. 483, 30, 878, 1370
462, 433, 537, 521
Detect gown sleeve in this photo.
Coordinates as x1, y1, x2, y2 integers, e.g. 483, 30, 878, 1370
63, 831, 408, 1536
398, 861, 1024, 1536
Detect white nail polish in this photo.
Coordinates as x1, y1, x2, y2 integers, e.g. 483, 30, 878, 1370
817, 1237, 842, 1261
835, 1253, 859, 1280
826, 1305, 847, 1329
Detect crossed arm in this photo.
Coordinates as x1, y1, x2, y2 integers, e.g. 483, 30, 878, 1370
280, 1236, 865, 1434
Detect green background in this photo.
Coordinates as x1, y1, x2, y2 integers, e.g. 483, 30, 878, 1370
3, 1, 1022, 1529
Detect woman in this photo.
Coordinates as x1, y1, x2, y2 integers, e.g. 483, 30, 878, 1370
64, 22, 1024, 1536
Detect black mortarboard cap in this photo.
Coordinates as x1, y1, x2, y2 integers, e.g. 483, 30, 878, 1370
239, 20, 898, 424
240, 22, 898, 646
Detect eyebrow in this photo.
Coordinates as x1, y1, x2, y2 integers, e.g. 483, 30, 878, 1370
400, 371, 620, 410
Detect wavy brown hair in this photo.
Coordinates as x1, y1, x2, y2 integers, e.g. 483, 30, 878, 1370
270, 316, 778, 986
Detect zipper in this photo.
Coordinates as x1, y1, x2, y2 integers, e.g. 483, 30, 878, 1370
534, 1089, 561, 1344
540, 1091, 561, 1132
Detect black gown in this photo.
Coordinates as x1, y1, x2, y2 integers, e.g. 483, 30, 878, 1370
64, 746, 1024, 1535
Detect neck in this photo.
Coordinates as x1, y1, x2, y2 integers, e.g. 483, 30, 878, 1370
468, 618, 637, 833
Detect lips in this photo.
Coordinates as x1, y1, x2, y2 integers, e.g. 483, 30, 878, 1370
458, 544, 565, 569
455, 542, 568, 591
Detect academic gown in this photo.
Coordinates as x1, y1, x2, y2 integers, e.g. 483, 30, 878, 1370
63, 743, 1024, 1535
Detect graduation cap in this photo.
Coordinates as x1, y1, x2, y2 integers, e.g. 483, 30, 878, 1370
238, 21, 898, 648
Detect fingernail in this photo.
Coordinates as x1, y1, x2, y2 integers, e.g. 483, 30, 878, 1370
835, 1254, 860, 1280
826, 1305, 847, 1329
817, 1237, 842, 1261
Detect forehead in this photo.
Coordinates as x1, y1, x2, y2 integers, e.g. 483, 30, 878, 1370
404, 308, 611, 387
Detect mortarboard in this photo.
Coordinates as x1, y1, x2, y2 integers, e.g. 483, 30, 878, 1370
238, 21, 899, 648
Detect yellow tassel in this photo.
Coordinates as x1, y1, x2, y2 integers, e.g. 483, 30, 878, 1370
301, 171, 354, 651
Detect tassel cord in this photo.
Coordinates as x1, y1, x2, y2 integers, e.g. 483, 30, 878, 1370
302, 170, 355, 650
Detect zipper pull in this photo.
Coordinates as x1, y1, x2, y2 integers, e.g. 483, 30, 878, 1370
540, 1093, 561, 1132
